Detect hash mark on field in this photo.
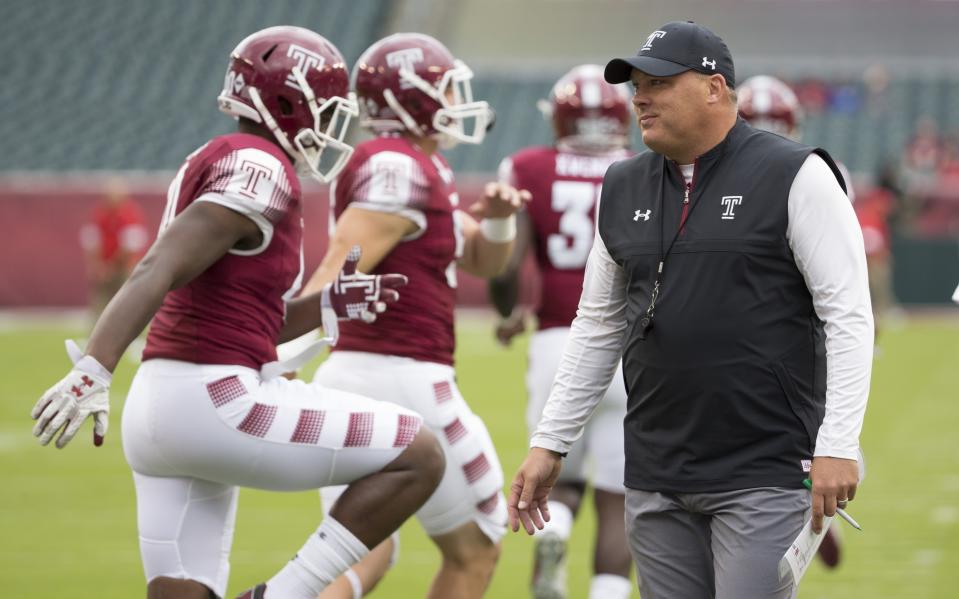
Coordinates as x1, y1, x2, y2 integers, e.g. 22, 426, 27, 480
913, 549, 942, 567
0, 430, 35, 452
930, 505, 958, 525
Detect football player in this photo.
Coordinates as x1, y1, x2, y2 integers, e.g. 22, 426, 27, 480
738, 74, 852, 570
31, 27, 445, 599
299, 33, 527, 599
489, 65, 634, 599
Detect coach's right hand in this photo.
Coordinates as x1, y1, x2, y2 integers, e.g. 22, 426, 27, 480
508, 447, 563, 535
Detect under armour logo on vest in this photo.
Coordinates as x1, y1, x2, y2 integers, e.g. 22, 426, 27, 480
702, 57, 716, 70
634, 209, 652, 222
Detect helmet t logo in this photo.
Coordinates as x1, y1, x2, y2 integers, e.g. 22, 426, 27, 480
386, 48, 425, 90
285, 44, 326, 90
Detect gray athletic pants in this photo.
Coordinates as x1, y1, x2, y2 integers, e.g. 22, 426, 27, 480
625, 487, 809, 599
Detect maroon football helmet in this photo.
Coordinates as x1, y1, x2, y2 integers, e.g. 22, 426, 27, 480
217, 26, 358, 182
540, 64, 631, 152
352, 33, 491, 148
737, 75, 803, 140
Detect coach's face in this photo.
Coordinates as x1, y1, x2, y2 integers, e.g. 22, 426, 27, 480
630, 69, 712, 162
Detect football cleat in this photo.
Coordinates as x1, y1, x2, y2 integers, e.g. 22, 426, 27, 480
531, 532, 568, 599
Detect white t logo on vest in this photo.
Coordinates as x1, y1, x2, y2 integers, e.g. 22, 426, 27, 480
634, 209, 652, 222
641, 31, 667, 52
702, 57, 717, 70
721, 196, 742, 220
285, 44, 326, 90
386, 48, 425, 89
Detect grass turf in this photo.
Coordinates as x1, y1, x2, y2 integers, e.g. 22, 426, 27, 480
1, 312, 957, 597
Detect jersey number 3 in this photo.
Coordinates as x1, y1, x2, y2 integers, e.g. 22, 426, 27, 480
547, 181, 599, 269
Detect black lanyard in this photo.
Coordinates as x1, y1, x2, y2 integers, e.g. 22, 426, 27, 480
637, 165, 704, 339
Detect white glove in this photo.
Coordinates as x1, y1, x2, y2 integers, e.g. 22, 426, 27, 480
31, 341, 112, 448
320, 245, 407, 344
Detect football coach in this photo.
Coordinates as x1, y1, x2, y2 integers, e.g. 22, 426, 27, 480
507, 20, 873, 598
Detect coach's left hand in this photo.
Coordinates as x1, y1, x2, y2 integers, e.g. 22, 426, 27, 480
809, 456, 860, 533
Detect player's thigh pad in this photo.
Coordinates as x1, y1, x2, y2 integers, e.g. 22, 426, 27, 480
315, 352, 507, 543
132, 472, 238, 597
122, 359, 422, 491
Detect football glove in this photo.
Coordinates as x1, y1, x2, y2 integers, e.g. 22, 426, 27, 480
31, 341, 111, 448
321, 245, 407, 344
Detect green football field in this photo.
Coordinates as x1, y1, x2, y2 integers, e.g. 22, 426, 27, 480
2, 311, 958, 598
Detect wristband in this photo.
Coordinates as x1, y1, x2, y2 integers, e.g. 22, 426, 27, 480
479, 215, 517, 243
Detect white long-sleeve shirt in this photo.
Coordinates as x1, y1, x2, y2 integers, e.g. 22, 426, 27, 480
530, 153, 873, 461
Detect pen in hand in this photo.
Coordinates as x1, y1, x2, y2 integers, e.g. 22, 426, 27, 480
803, 478, 863, 531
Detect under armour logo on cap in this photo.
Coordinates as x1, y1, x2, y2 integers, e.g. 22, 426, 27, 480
604, 21, 735, 87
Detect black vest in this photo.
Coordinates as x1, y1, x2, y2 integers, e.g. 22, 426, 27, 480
598, 119, 845, 493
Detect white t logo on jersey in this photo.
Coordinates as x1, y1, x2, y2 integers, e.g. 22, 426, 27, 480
238, 160, 274, 200
285, 44, 326, 90
634, 209, 652, 222
641, 31, 667, 52
721, 196, 742, 220
386, 48, 425, 89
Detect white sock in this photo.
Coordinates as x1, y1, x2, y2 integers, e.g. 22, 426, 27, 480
267, 517, 370, 599
539, 501, 573, 540
589, 573, 633, 599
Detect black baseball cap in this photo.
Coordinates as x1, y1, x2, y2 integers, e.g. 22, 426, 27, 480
604, 21, 735, 87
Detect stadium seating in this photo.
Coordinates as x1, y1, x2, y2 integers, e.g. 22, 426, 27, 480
2, 1, 959, 177
0, 0, 384, 171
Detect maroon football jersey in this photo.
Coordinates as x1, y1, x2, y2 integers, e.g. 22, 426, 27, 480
500, 146, 629, 330
143, 133, 303, 369
330, 134, 459, 365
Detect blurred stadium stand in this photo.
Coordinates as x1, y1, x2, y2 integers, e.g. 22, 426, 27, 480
2, 0, 957, 306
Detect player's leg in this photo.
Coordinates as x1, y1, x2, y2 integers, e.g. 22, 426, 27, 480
316, 485, 398, 599
314, 353, 507, 598
123, 364, 239, 598
315, 537, 396, 599
585, 363, 633, 599
133, 472, 237, 599
124, 359, 443, 599
428, 521, 502, 599
706, 487, 808, 599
